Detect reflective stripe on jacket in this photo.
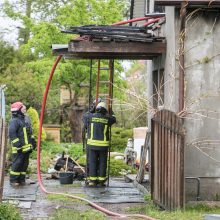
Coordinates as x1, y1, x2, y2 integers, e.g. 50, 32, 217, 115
86, 112, 116, 147
9, 115, 33, 153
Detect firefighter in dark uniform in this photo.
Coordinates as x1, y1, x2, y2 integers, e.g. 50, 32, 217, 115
9, 102, 36, 186
84, 101, 116, 186
82, 98, 102, 182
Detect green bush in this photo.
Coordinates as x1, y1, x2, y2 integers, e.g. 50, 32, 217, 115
111, 127, 133, 152
109, 158, 136, 176
27, 107, 46, 141
0, 203, 22, 220
41, 142, 83, 158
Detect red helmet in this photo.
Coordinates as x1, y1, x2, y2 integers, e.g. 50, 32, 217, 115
11, 102, 24, 112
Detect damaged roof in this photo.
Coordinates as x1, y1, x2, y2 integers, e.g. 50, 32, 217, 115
52, 25, 166, 60
155, 0, 220, 7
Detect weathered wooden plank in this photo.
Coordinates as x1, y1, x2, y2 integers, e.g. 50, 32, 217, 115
69, 41, 166, 53
136, 131, 150, 183
158, 111, 162, 204
167, 111, 171, 209
151, 109, 184, 210
150, 118, 155, 200
179, 119, 185, 208
154, 118, 159, 200
161, 110, 165, 205
174, 114, 178, 208
164, 110, 168, 207
155, 0, 220, 6
53, 41, 167, 60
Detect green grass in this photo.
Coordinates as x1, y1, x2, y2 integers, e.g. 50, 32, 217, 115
50, 208, 106, 220
47, 193, 86, 203
0, 203, 22, 220
40, 142, 84, 158
127, 202, 220, 220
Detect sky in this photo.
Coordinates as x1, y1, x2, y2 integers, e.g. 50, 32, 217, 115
0, 14, 20, 46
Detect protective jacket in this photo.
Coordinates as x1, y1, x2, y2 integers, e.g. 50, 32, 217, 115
9, 114, 34, 154
85, 112, 116, 150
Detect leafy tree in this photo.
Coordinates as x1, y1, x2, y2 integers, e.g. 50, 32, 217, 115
114, 61, 148, 128
1, 0, 131, 142
0, 39, 16, 74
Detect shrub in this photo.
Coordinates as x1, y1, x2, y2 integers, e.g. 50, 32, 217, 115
111, 127, 133, 152
109, 158, 136, 176
0, 203, 22, 220
27, 107, 46, 141
40, 142, 83, 158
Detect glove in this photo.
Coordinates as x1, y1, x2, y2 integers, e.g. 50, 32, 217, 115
31, 138, 37, 150
17, 148, 22, 153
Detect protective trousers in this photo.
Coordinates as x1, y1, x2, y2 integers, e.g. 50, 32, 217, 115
88, 148, 108, 182
10, 152, 30, 183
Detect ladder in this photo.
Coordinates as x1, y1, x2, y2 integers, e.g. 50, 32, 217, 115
96, 59, 114, 187
85, 60, 114, 187
95, 59, 114, 114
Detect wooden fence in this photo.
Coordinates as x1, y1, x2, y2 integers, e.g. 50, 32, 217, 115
0, 118, 7, 202
151, 109, 185, 210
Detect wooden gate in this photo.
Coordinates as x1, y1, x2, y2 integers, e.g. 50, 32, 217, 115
151, 109, 184, 210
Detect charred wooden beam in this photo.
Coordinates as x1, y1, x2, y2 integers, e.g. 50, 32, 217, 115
155, 0, 220, 7
52, 41, 166, 60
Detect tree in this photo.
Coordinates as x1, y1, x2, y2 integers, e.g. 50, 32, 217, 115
114, 60, 148, 128
1, 0, 130, 142
0, 39, 16, 74
2, 0, 69, 46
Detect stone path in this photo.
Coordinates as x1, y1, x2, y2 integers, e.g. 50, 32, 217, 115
2, 175, 146, 219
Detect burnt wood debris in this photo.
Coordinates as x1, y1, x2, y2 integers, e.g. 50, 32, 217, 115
62, 25, 165, 43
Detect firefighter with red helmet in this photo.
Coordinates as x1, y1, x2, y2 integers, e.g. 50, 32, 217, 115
84, 101, 116, 186
9, 102, 36, 186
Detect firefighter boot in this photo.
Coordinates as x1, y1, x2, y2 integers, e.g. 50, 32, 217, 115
88, 180, 97, 187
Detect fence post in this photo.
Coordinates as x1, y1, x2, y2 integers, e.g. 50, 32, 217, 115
0, 118, 7, 202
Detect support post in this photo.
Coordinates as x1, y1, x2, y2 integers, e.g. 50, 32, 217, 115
0, 118, 7, 202
179, 2, 187, 112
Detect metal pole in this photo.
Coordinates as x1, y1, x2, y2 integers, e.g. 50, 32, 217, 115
130, 0, 134, 26
107, 60, 114, 187
89, 59, 93, 109
96, 60, 101, 106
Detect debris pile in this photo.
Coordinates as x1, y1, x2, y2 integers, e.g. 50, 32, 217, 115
49, 152, 85, 181
62, 25, 165, 43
